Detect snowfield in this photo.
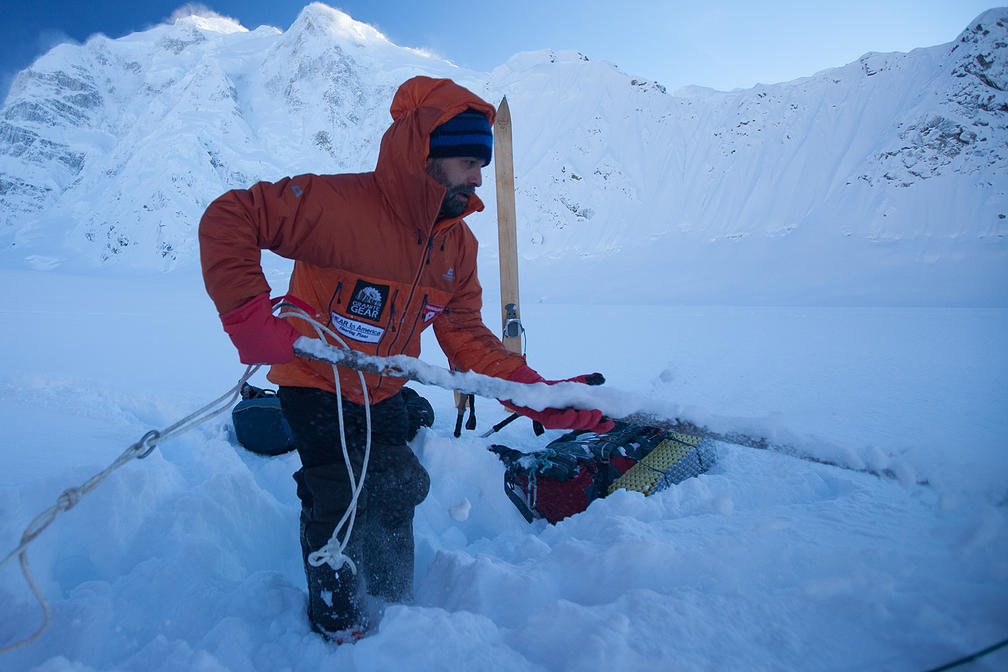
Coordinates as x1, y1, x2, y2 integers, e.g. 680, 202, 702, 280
1, 3, 1006, 670
0, 269, 1005, 671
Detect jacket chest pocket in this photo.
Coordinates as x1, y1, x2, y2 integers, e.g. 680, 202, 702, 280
325, 275, 405, 347
418, 289, 453, 327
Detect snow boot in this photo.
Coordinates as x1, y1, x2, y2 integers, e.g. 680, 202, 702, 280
300, 514, 368, 639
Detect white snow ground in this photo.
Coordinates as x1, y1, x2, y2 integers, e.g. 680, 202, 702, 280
1, 5, 1006, 669
0, 268, 1005, 671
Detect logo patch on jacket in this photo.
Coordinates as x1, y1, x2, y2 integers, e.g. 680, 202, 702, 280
347, 280, 389, 322
331, 314, 385, 343
423, 303, 445, 323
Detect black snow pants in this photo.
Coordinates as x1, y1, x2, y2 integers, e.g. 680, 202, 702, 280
277, 386, 431, 635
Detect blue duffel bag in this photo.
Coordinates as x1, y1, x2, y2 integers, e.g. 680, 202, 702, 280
232, 383, 296, 456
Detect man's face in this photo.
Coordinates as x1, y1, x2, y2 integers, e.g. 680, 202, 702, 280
426, 156, 484, 219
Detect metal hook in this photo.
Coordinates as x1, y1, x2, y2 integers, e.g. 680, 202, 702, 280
132, 430, 161, 459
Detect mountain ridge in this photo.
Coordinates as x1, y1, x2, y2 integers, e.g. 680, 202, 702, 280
1, 4, 1005, 305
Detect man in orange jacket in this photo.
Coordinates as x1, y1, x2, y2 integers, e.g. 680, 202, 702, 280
199, 76, 612, 641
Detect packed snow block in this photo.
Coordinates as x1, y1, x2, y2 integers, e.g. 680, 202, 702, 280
491, 423, 717, 524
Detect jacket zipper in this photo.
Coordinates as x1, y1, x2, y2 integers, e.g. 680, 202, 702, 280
374, 289, 400, 388
373, 217, 452, 391
383, 235, 434, 358
398, 294, 429, 356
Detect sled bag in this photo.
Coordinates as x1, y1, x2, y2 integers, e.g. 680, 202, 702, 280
491, 422, 717, 524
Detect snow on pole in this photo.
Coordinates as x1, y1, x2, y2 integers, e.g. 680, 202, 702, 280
292, 337, 921, 482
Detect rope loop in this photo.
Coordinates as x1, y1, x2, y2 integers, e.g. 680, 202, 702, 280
307, 548, 358, 575
277, 302, 372, 583
132, 430, 161, 459
56, 488, 83, 512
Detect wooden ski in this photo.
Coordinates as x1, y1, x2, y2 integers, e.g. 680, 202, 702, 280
453, 95, 523, 435
495, 96, 523, 355
492, 96, 540, 434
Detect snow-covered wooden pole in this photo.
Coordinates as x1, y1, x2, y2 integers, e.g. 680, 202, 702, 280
292, 337, 908, 481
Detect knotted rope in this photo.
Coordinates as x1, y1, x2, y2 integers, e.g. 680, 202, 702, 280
275, 304, 372, 575
0, 365, 260, 654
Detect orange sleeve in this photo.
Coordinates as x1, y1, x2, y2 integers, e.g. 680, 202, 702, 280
198, 175, 341, 313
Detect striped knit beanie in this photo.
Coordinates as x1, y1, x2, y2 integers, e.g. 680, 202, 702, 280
429, 109, 493, 166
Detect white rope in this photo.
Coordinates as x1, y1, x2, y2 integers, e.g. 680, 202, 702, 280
277, 305, 372, 575
1, 301, 374, 654
0, 364, 261, 655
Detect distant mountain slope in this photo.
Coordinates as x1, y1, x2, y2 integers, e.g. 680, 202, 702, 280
1, 3, 1005, 305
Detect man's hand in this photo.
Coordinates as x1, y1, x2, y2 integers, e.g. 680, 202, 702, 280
504, 365, 615, 433
219, 293, 301, 365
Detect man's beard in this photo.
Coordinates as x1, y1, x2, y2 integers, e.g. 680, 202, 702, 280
427, 162, 475, 219
438, 184, 475, 219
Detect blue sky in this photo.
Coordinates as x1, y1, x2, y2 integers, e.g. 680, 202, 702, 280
0, 1, 998, 101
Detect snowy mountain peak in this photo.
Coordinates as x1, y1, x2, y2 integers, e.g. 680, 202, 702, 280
288, 2, 395, 50
501, 49, 592, 69
949, 8, 1008, 92
170, 11, 248, 35
956, 7, 1008, 40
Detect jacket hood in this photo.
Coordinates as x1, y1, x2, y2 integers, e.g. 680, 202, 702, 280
375, 76, 497, 234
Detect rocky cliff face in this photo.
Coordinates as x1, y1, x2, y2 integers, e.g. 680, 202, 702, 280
871, 12, 1007, 187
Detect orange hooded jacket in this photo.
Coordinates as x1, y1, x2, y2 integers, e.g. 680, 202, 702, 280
199, 76, 526, 405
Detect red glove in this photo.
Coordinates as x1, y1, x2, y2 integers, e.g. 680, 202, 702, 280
219, 293, 301, 365
505, 365, 615, 433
